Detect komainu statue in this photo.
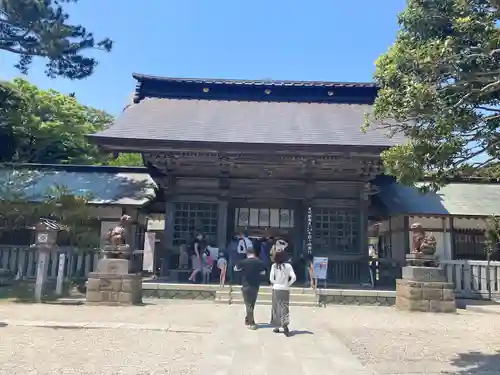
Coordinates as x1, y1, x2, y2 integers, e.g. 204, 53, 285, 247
408, 223, 438, 266
104, 215, 133, 259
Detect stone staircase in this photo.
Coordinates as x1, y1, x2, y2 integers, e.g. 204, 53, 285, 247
215, 285, 319, 307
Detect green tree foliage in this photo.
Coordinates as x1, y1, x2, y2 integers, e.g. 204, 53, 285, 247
485, 215, 500, 255
0, 78, 112, 164
0, 0, 112, 79
104, 153, 144, 167
367, 0, 500, 190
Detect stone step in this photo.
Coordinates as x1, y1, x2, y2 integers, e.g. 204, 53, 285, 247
230, 286, 316, 295
256, 292, 317, 303
216, 298, 319, 307
215, 290, 318, 305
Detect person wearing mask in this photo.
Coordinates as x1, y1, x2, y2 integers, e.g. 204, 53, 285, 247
269, 250, 297, 337
234, 248, 266, 330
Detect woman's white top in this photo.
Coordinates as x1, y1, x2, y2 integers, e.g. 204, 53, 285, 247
270, 263, 297, 290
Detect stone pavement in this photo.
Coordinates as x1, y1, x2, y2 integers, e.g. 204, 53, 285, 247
1, 300, 500, 374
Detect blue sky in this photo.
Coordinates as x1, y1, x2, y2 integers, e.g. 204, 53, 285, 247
0, 0, 407, 116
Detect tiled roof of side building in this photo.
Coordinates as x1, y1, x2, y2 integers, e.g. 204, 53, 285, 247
0, 164, 157, 206
377, 179, 500, 217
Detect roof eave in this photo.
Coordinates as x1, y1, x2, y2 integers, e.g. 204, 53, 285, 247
88, 135, 396, 155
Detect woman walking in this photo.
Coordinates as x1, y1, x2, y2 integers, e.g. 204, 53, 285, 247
269, 250, 296, 337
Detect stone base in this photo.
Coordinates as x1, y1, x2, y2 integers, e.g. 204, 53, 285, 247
85, 259, 142, 305
402, 266, 446, 282
396, 279, 456, 313
406, 253, 438, 267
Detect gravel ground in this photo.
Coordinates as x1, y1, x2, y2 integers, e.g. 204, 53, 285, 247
314, 305, 500, 374
0, 326, 204, 375
1, 301, 500, 374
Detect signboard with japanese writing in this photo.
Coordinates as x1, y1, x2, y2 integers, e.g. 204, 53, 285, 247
313, 256, 328, 280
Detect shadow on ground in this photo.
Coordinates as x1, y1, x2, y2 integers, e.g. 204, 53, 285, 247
255, 323, 314, 336
0, 280, 88, 304
448, 351, 500, 374
288, 330, 314, 337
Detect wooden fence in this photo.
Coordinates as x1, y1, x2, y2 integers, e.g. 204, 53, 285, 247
0, 245, 98, 280
441, 260, 500, 299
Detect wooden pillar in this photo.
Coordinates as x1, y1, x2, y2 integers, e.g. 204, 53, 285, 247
449, 217, 455, 260
359, 183, 369, 256
293, 201, 305, 258
217, 200, 228, 249
359, 183, 370, 284
403, 216, 410, 254
162, 199, 175, 275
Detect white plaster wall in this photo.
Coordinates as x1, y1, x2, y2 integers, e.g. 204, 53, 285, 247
378, 220, 390, 233
88, 206, 123, 219
391, 232, 406, 262
390, 216, 405, 230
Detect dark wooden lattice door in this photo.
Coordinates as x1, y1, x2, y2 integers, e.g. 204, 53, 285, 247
313, 207, 362, 284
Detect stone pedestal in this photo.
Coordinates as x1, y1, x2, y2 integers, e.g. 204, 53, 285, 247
86, 259, 142, 305
396, 266, 456, 313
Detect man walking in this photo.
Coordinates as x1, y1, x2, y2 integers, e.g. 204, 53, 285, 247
234, 248, 266, 330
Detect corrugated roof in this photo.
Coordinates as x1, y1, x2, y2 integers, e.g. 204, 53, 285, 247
0, 168, 157, 206
378, 181, 500, 216
91, 98, 405, 147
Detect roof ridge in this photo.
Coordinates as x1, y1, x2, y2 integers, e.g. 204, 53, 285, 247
132, 73, 378, 88
140, 97, 371, 106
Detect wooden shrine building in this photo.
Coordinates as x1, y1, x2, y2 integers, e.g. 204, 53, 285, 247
90, 73, 405, 284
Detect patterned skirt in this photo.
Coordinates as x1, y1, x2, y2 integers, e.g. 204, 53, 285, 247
270, 289, 290, 327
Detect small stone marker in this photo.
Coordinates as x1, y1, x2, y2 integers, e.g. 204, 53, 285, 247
55, 253, 66, 296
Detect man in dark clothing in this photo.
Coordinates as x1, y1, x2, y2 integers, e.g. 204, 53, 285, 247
234, 248, 266, 330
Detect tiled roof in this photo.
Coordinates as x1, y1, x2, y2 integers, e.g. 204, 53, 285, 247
378, 181, 500, 217
0, 166, 156, 206
92, 98, 404, 147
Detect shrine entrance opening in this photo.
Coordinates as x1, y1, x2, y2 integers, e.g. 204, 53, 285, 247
231, 204, 299, 258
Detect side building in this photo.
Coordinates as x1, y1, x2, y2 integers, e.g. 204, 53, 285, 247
0, 163, 156, 279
